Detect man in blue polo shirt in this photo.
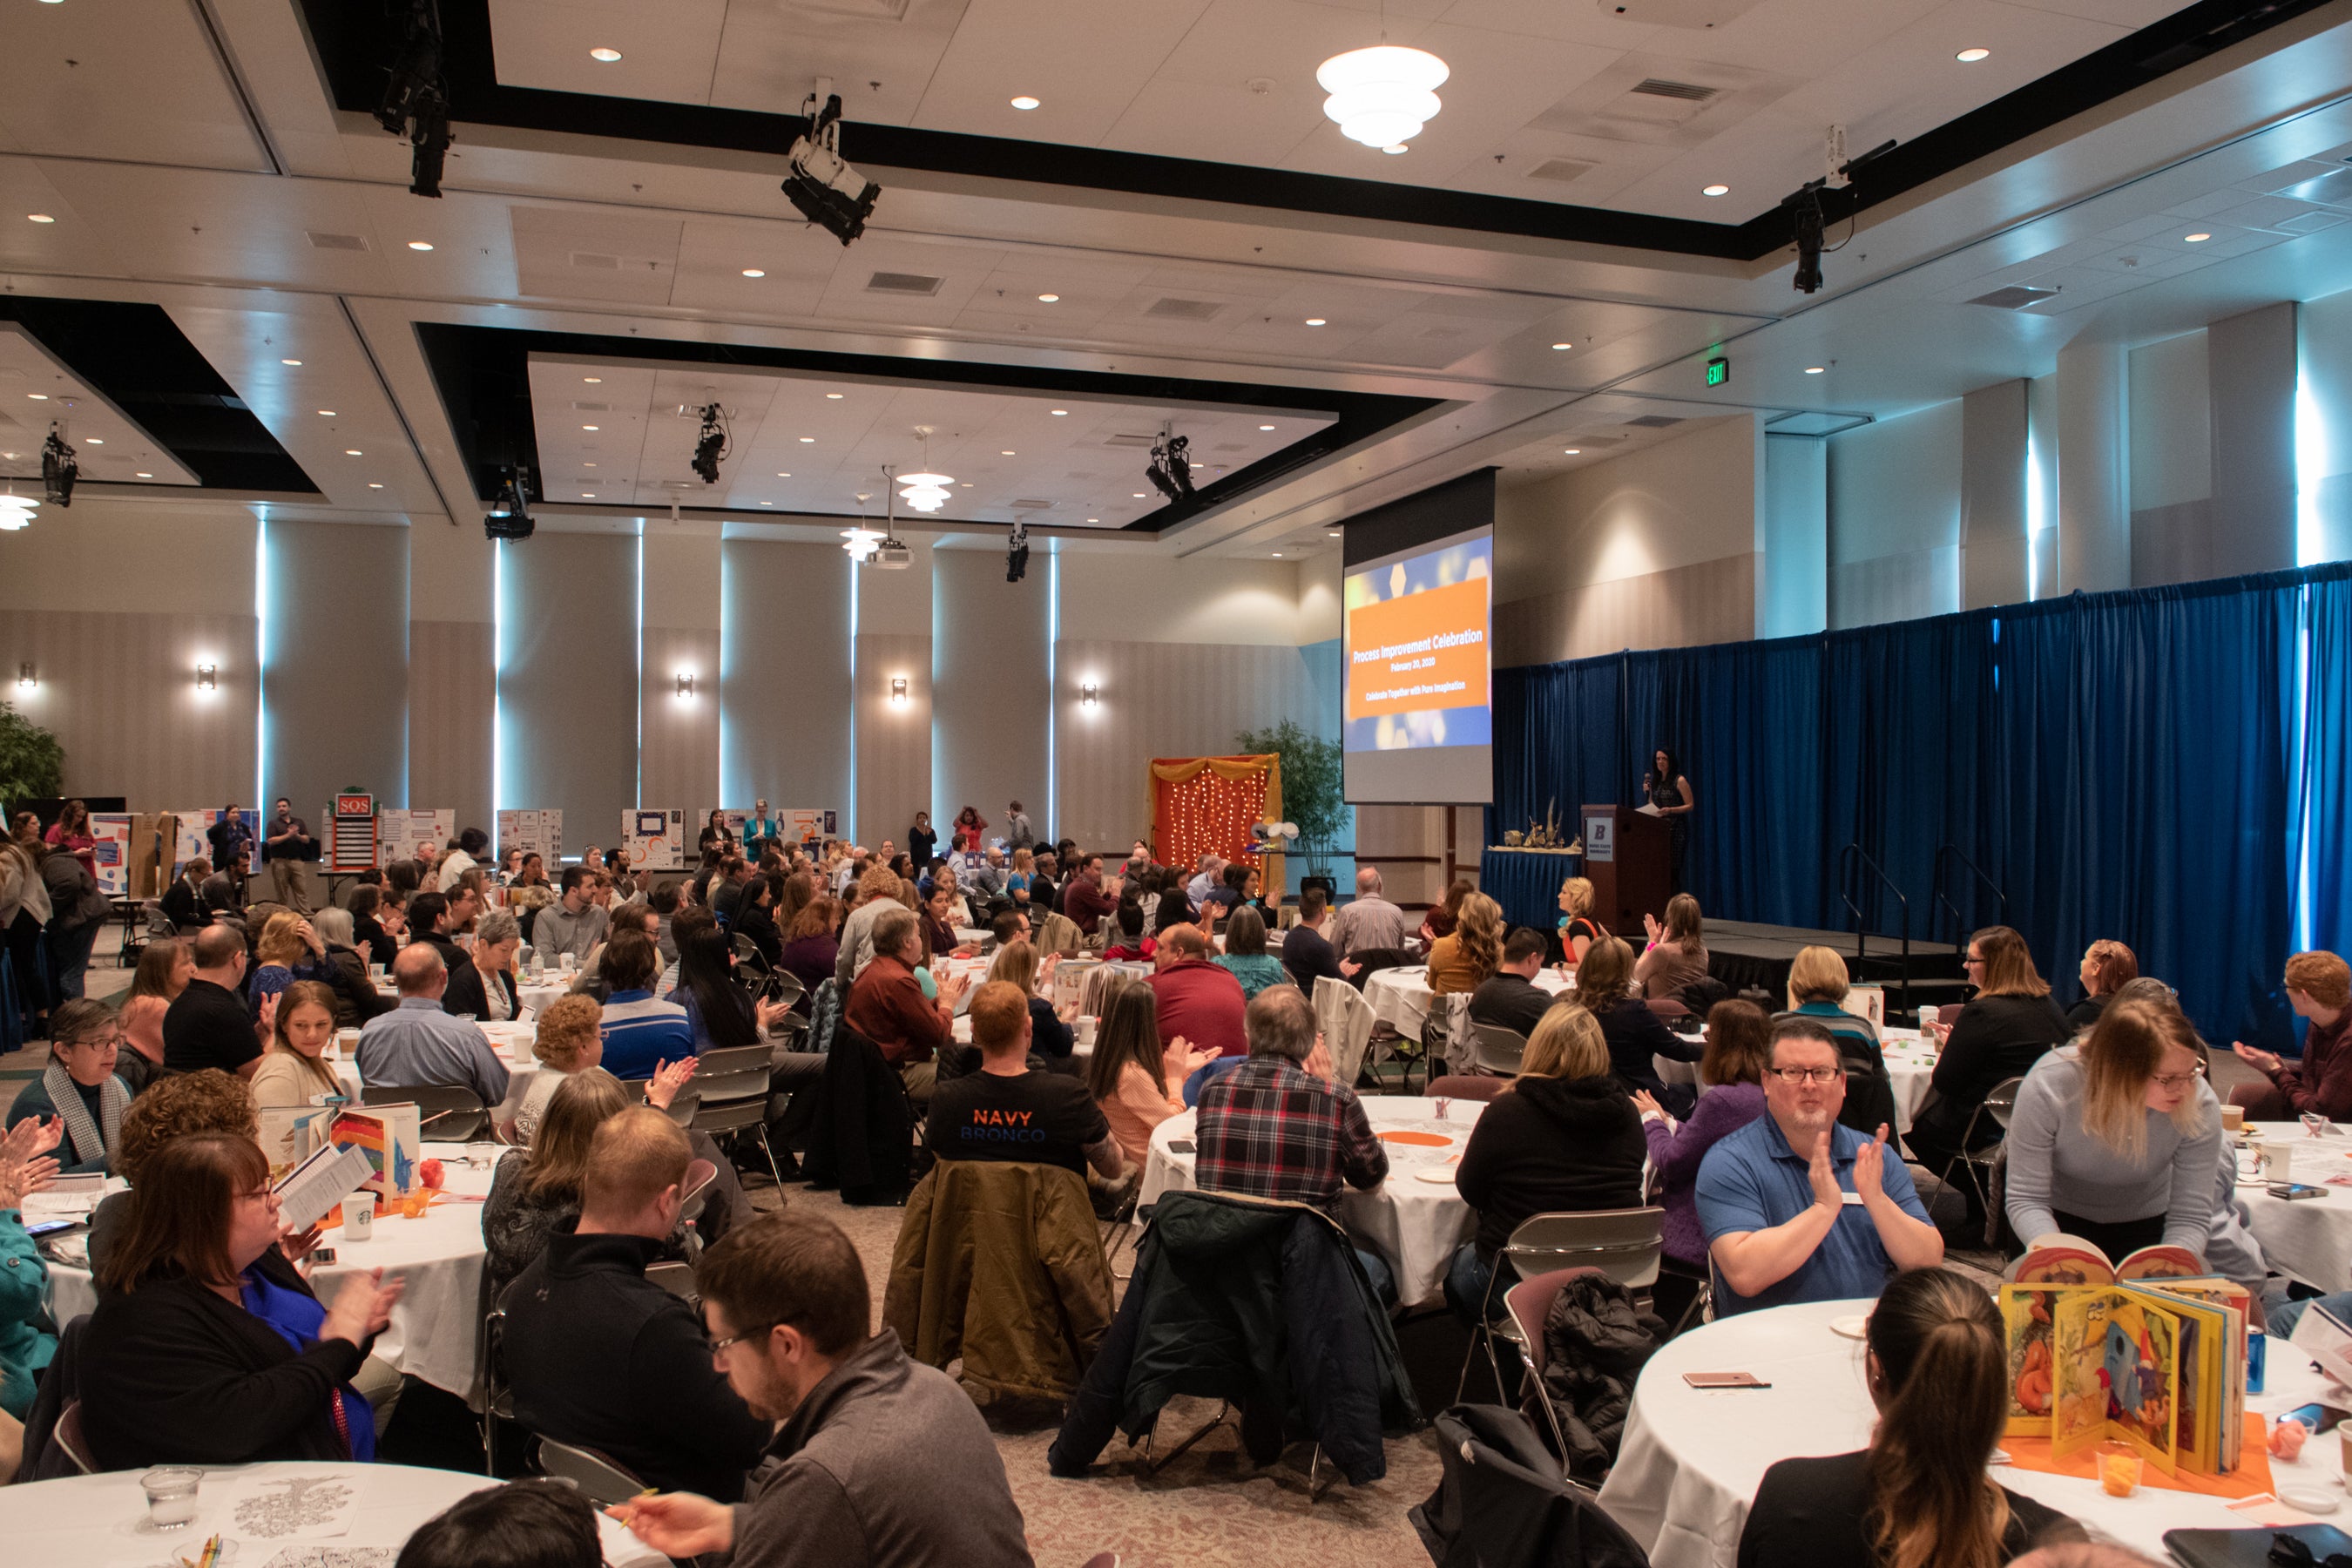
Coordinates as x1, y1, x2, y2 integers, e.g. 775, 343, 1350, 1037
1696, 1017, 1943, 1314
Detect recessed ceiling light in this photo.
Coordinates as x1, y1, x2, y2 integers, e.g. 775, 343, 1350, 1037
583, 377, 601, 383
776, 472, 791, 477
1804, 366, 1826, 375
1563, 448, 1581, 455
1328, 531, 1342, 537
84, 437, 101, 444
960, 483, 972, 488
2185, 231, 2212, 242
1957, 47, 1990, 62
590, 47, 622, 62
584, 463, 597, 468
137, 471, 153, 478
366, 482, 382, 488
1086, 517, 1098, 523
1273, 551, 1284, 557
1010, 95, 1041, 110
581, 492, 596, 498
1702, 184, 1730, 197
27, 394, 46, 401
760, 501, 774, 506
1551, 342, 1572, 351
1382, 144, 1408, 155
281, 358, 301, 366
1037, 293, 1059, 302
825, 392, 844, 399
27, 214, 55, 224
741, 267, 766, 278
800, 436, 814, 443
345, 449, 362, 456
1051, 409, 1068, 416
1304, 317, 1328, 327
582, 424, 598, 431
1133, 492, 1148, 498
1001, 449, 1017, 456
408, 240, 434, 251
317, 409, 336, 416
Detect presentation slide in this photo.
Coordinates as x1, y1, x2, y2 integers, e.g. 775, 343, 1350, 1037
1343, 526, 1493, 803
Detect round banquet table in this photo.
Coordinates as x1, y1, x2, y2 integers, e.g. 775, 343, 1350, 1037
1646, 1025, 1936, 1140
1594, 1296, 2339, 1568
0, 1461, 659, 1566
1139, 1093, 1481, 1305
375, 977, 571, 1017
329, 1019, 543, 1124
2239, 1119, 2352, 1289
46, 1142, 497, 1397
1362, 965, 1571, 1043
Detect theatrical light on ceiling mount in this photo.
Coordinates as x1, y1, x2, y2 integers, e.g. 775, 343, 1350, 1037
783, 86, 881, 246
1145, 431, 1193, 503
1006, 517, 1030, 584
375, 0, 451, 199
691, 402, 729, 484
484, 465, 534, 541
1778, 128, 1896, 296
1315, 44, 1448, 149
41, 424, 76, 507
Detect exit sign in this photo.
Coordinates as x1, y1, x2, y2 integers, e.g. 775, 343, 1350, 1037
1705, 356, 1730, 387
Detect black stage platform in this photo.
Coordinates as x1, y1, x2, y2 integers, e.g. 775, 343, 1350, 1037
1698, 920, 1964, 1008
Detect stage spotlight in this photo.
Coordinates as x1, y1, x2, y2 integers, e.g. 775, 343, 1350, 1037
1778, 133, 1895, 295
40, 424, 76, 507
1006, 518, 1030, 584
484, 466, 533, 541
1786, 186, 1825, 295
1145, 431, 1194, 502
691, 402, 729, 485
783, 91, 880, 246
377, 0, 452, 199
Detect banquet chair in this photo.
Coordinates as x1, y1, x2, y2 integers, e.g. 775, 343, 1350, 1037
1312, 977, 1377, 1090
477, 1275, 532, 1476
1427, 1074, 1508, 1102
535, 1436, 647, 1508
1457, 1208, 1666, 1404
51, 1401, 97, 1476
1932, 1074, 2025, 1245
731, 931, 772, 983
645, 1260, 698, 1301
1503, 1267, 1606, 1482
1472, 1024, 1528, 1077
361, 1083, 490, 1142
688, 1044, 783, 1186
620, 1079, 701, 1130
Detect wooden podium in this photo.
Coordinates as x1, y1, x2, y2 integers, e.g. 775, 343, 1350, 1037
1581, 804, 1674, 939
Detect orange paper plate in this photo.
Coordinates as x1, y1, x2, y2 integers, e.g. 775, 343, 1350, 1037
1378, 1130, 1453, 1147
2001, 1415, 2274, 1500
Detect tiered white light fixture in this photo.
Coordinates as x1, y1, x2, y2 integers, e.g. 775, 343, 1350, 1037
0, 489, 35, 531
896, 426, 954, 514
1316, 44, 1449, 149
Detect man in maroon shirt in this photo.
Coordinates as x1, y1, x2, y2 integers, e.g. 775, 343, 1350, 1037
2231, 949, 2352, 1120
845, 908, 966, 1108
1147, 924, 1247, 1058
1061, 854, 1119, 938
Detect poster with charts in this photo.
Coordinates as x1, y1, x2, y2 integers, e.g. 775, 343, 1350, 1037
376, 809, 453, 868
86, 814, 133, 896
328, 795, 377, 873
172, 808, 262, 875
623, 809, 685, 869
496, 809, 562, 864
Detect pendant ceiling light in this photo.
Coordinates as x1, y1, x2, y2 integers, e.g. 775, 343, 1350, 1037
896, 426, 954, 514
0, 490, 35, 531
1316, 44, 1448, 149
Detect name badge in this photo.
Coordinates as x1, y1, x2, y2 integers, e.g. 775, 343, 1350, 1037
1841, 1191, 1864, 1206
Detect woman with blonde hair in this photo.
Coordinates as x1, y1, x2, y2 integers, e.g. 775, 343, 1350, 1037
1427, 891, 1503, 997
1556, 875, 1605, 966
1740, 1267, 2073, 1568
834, 863, 906, 989
1571, 935, 1701, 1110
1444, 1004, 1646, 1325
1634, 891, 1709, 999
2067, 939, 2139, 1031
246, 910, 332, 1013
983, 937, 1074, 1064
2004, 998, 2220, 1258
248, 980, 345, 1110
483, 1068, 637, 1294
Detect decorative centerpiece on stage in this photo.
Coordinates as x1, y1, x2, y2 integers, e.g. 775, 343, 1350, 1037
1499, 798, 1576, 852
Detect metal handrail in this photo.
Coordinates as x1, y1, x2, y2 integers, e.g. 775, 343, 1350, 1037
1836, 842, 1912, 1008
1931, 844, 2010, 945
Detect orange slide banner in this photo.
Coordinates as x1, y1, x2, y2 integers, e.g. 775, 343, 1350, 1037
1345, 577, 1490, 721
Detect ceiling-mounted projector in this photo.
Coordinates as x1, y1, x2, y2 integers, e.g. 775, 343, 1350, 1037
871, 537, 910, 569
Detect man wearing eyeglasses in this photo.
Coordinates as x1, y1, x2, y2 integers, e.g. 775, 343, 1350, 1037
1696, 1017, 1943, 1315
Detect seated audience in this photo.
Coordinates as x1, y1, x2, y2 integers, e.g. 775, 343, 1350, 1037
247, 911, 335, 1013
488, 1069, 645, 1294
834, 865, 905, 989
115, 936, 192, 1093
735, 872, 786, 968
85, 1069, 261, 1275
1738, 1266, 2078, 1568
355, 943, 511, 1106
614, 1210, 1035, 1568
1557, 875, 1606, 966
308, 906, 393, 1029
7, 998, 129, 1173
1062, 854, 1118, 936
1469, 926, 1559, 1039
160, 855, 212, 932
395, 1478, 604, 1568
2004, 998, 2220, 1258
510, 994, 604, 1143
1570, 936, 1702, 1107
532, 867, 610, 963
1213, 904, 1290, 1001
1444, 1005, 1646, 1323
249, 980, 346, 1110
1088, 977, 1216, 1169
2229, 949, 2352, 1121
1148, 923, 1248, 1058
1698, 1017, 1941, 1314
162, 923, 271, 1078
675, 920, 787, 1053
443, 909, 522, 1020
778, 895, 843, 1007
348, 884, 399, 969
917, 880, 962, 967
404, 891, 466, 974
570, 901, 658, 1003
1640, 999, 1772, 1323
82, 1132, 405, 1466
1420, 877, 1470, 943
504, 1109, 770, 1499
1634, 892, 1710, 1000
1780, 944, 1900, 1146
2068, 939, 2139, 1031
596, 929, 694, 1080
1281, 885, 1343, 993
1195, 985, 1395, 1303
1902, 926, 2072, 1231
1102, 889, 1155, 961
1150, 866, 1193, 936
926, 981, 1125, 1179
649, 880, 684, 964
844, 908, 963, 1108
1328, 866, 1410, 958
985, 937, 1073, 1063
0, 1120, 59, 1418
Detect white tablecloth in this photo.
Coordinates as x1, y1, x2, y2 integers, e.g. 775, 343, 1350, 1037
1362, 966, 1572, 1042
48, 1142, 497, 1397
377, 977, 571, 1017
1139, 1093, 1481, 1305
2241, 1119, 2352, 1289
1657, 1026, 1936, 1138
1596, 1296, 2335, 1568
0, 1461, 659, 1565
332, 1019, 543, 1122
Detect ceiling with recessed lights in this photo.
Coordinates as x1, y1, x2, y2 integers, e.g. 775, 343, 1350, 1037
0, 0, 2346, 558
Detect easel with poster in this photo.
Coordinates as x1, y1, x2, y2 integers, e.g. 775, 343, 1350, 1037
622, 809, 685, 870
172, 809, 262, 876
86, 814, 135, 896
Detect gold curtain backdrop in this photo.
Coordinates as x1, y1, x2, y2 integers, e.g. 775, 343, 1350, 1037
1148, 754, 1286, 902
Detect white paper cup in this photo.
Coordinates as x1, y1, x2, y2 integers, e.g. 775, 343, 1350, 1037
344, 1190, 375, 1240
1075, 1016, 1098, 1046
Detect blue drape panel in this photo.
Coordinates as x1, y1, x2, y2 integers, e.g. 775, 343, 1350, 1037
1490, 562, 2352, 1047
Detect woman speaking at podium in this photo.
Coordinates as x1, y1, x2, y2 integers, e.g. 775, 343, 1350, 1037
1645, 747, 1694, 894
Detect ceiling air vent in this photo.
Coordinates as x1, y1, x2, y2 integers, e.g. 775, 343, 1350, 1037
1010, 498, 1056, 510
1968, 285, 2061, 309
571, 252, 621, 270
306, 231, 369, 252
1102, 433, 1159, 449
572, 401, 611, 412
867, 271, 944, 295
1625, 415, 1683, 429
1630, 78, 1717, 102
1146, 297, 1224, 321
1526, 159, 1597, 183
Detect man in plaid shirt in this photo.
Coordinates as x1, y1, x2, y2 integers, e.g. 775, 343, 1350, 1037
1194, 985, 1396, 1303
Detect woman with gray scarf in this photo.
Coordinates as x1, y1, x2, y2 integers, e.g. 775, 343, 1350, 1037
3, 998, 131, 1174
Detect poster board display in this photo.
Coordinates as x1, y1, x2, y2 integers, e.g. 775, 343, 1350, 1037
495, 809, 563, 864
171, 809, 261, 875
377, 809, 454, 868
700, 807, 841, 853
782, 808, 838, 845
622, 809, 686, 870
86, 814, 135, 896
328, 794, 378, 873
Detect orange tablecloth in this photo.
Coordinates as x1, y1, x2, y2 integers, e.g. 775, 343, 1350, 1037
2003, 1415, 2275, 1500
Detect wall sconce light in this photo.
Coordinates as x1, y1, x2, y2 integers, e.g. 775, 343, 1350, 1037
16, 663, 33, 690
675, 672, 695, 698
1081, 682, 1099, 707
196, 664, 218, 691
889, 676, 909, 706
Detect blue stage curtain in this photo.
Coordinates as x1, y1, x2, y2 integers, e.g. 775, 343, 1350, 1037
2296, 568, 2352, 1018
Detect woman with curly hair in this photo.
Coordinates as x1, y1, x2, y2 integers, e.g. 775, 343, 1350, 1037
1427, 891, 1504, 997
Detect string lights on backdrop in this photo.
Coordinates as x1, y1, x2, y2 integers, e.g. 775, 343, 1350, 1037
1150, 755, 1286, 900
